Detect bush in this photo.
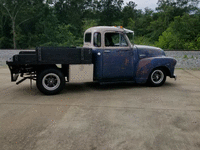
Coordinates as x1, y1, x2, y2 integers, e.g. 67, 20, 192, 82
38, 24, 77, 47
40, 42, 59, 47
156, 14, 200, 50
134, 36, 154, 46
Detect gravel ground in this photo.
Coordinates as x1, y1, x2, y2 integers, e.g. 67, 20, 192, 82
0, 50, 200, 69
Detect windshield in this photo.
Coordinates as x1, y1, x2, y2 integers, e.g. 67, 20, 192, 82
126, 33, 134, 45
123, 28, 134, 45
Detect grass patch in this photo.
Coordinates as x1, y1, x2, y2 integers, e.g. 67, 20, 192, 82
183, 55, 188, 59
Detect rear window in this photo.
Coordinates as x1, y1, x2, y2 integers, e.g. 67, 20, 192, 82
94, 32, 101, 47
85, 33, 91, 43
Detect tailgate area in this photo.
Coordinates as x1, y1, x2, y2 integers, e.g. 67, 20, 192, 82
6, 47, 93, 83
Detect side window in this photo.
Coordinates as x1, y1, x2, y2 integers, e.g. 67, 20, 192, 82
105, 33, 128, 47
85, 33, 91, 43
105, 33, 118, 46
94, 32, 101, 47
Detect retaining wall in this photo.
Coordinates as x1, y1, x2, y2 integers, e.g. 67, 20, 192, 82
0, 50, 200, 69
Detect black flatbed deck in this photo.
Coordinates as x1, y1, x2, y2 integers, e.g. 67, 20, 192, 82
6, 47, 92, 65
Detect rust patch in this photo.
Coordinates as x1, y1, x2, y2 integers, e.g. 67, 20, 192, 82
125, 57, 129, 66
137, 58, 152, 69
136, 58, 153, 78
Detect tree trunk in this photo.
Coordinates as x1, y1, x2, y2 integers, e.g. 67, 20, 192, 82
12, 20, 16, 49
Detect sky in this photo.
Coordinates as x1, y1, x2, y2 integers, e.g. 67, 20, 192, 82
123, 0, 200, 11
123, 0, 158, 11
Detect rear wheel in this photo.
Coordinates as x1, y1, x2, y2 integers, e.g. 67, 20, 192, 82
148, 68, 166, 87
37, 68, 65, 95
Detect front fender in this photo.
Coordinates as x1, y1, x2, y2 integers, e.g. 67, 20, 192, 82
135, 56, 177, 83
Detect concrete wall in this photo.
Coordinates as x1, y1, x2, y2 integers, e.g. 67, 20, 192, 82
1, 50, 200, 69
165, 51, 200, 69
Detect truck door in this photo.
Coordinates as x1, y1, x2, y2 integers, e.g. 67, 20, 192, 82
102, 32, 134, 79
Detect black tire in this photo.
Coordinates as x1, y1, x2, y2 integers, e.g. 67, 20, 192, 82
147, 68, 166, 87
37, 68, 65, 95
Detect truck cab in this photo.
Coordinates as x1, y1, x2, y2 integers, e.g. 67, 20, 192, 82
83, 26, 135, 81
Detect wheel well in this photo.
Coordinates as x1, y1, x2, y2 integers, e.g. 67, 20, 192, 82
36, 64, 69, 77
36, 65, 57, 73
154, 66, 171, 77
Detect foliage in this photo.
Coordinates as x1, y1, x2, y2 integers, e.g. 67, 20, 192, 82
82, 19, 98, 33
183, 55, 188, 59
98, 0, 124, 26
0, 0, 46, 49
40, 24, 76, 47
156, 14, 200, 50
134, 36, 155, 46
0, 0, 199, 50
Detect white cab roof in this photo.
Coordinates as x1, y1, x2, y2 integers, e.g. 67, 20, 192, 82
85, 26, 134, 34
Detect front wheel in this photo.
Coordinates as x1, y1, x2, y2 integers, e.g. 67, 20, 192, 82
37, 68, 65, 95
148, 68, 166, 87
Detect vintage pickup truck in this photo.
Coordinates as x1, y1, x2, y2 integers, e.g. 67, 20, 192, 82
6, 26, 177, 95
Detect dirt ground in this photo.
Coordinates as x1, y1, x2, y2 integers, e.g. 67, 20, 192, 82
0, 67, 200, 150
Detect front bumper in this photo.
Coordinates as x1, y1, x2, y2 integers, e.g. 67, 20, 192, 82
171, 74, 177, 80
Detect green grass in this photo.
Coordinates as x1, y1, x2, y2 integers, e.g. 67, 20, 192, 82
183, 55, 188, 59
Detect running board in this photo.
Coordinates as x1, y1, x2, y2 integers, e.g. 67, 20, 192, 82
99, 80, 135, 85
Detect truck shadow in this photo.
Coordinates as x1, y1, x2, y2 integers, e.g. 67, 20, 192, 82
13, 81, 175, 96
63, 83, 91, 93
85, 82, 142, 90
62, 82, 142, 94
80, 81, 175, 91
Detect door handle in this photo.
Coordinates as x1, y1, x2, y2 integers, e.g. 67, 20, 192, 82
139, 54, 146, 57
104, 50, 110, 53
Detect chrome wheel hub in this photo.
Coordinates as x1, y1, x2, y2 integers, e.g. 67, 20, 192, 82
42, 73, 60, 91
151, 70, 164, 84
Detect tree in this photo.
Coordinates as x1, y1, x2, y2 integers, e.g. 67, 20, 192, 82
146, 14, 166, 41
16, 1, 49, 48
98, 0, 124, 25
0, 0, 44, 49
54, 0, 91, 37
156, 0, 199, 27
146, 0, 200, 42
156, 14, 200, 50
0, 4, 12, 48
135, 7, 154, 36
122, 1, 137, 27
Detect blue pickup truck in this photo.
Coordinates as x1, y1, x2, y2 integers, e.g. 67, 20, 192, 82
7, 26, 177, 95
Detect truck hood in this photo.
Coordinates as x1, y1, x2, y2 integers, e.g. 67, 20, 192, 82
134, 45, 166, 58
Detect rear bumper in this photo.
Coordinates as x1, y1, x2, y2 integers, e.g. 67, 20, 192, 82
7, 63, 20, 81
